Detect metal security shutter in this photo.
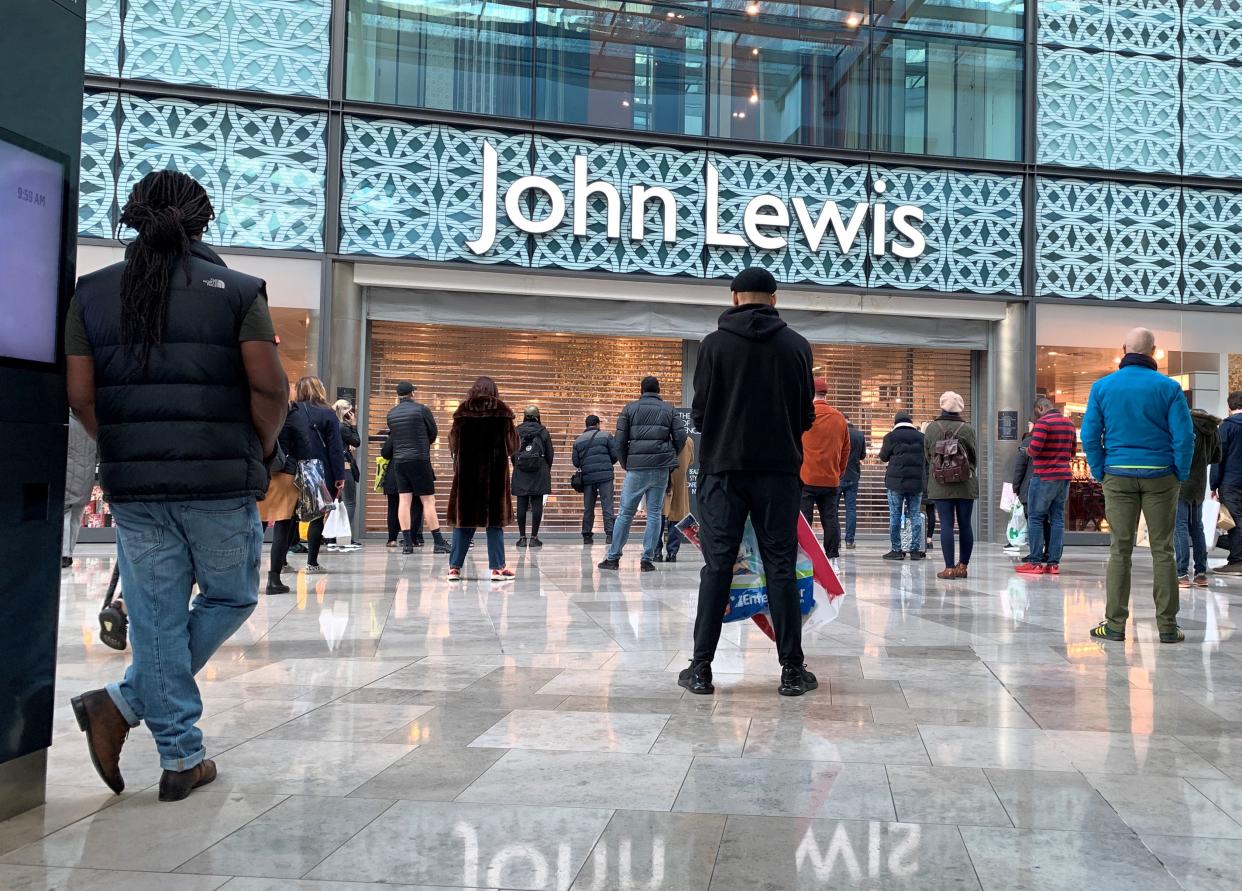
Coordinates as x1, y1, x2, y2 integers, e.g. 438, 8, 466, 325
809, 344, 974, 536
366, 321, 684, 533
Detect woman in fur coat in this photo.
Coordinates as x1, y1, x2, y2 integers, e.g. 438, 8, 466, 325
446, 376, 520, 582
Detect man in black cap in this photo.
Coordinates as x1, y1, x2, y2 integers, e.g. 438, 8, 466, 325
386, 381, 448, 554
682, 267, 818, 697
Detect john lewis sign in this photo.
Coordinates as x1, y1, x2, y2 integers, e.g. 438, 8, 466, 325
466, 141, 928, 260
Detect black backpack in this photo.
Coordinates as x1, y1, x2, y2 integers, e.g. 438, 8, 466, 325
515, 431, 546, 473
932, 423, 972, 485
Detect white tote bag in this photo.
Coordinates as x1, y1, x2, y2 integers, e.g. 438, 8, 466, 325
323, 501, 352, 540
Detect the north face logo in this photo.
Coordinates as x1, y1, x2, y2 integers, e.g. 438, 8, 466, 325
203, 278, 225, 289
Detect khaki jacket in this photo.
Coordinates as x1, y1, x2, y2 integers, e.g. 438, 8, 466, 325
663, 438, 695, 520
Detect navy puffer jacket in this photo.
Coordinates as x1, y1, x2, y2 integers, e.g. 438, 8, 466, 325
616, 394, 687, 472
572, 426, 620, 486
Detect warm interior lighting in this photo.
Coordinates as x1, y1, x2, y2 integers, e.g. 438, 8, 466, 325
621, 99, 630, 107
845, 12, 863, 27
1155, 348, 1166, 361
751, 47, 759, 56
749, 90, 759, 104
1047, 350, 1058, 356
746, 2, 760, 15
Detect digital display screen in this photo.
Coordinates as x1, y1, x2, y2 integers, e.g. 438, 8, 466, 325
0, 135, 65, 364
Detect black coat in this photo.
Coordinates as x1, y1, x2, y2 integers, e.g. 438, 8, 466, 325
1011, 433, 1033, 506
381, 435, 399, 496
572, 426, 620, 485
277, 403, 314, 476
616, 394, 687, 472
842, 425, 866, 486
386, 398, 438, 462
512, 420, 554, 497
300, 402, 347, 488
879, 423, 926, 495
692, 304, 815, 476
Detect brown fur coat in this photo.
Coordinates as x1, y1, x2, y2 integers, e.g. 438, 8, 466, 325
446, 396, 519, 529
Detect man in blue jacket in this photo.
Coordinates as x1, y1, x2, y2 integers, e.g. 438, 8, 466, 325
1211, 392, 1242, 574
1080, 328, 1194, 643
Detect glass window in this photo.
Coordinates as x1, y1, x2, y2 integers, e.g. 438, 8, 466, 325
711, 1, 868, 27
535, 2, 707, 135
872, 0, 1024, 41
710, 14, 868, 148
346, 0, 533, 117
872, 34, 1022, 161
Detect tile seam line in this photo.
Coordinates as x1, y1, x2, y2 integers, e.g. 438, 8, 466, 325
165, 792, 290, 873
295, 797, 403, 881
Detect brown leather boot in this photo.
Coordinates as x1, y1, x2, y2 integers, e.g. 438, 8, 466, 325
159, 759, 217, 802
70, 688, 130, 794
955, 563, 969, 579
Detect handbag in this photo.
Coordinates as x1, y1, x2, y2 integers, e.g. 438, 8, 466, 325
571, 429, 601, 493
374, 455, 390, 493
323, 501, 352, 540
295, 458, 333, 519
1219, 503, 1236, 532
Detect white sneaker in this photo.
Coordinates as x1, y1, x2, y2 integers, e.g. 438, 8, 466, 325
324, 544, 340, 553
490, 568, 516, 582
829, 558, 842, 575
340, 542, 363, 552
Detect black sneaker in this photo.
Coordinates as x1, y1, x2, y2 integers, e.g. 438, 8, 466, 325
402, 542, 414, 555
845, 542, 855, 550
433, 541, 452, 555
779, 665, 819, 697
666, 555, 678, 563
882, 550, 905, 561
598, 558, 620, 571
653, 553, 665, 563
677, 661, 714, 695
290, 543, 308, 555
640, 560, 656, 572
516, 537, 529, 548
1090, 621, 1125, 642
583, 534, 594, 545
909, 551, 927, 561
414, 536, 425, 547
61, 556, 73, 569
1160, 626, 1185, 644
529, 537, 544, 549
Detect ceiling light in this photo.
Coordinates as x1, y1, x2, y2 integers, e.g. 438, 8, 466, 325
749, 91, 759, 104
746, 2, 760, 15
845, 12, 863, 28
738, 111, 746, 118
666, 10, 675, 17
1047, 351, 1058, 356
1155, 348, 1166, 360
752, 47, 759, 56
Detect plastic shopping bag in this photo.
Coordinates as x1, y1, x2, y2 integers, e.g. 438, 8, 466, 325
296, 459, 333, 519
1000, 482, 1017, 514
1006, 502, 1028, 549
324, 501, 352, 540
676, 512, 845, 640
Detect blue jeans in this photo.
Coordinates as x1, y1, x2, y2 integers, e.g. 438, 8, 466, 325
887, 491, 923, 552
106, 498, 261, 771
1025, 476, 1068, 566
449, 526, 506, 570
1175, 500, 1207, 577
840, 480, 859, 543
608, 469, 669, 562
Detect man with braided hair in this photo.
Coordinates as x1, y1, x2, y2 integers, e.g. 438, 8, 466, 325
65, 170, 289, 801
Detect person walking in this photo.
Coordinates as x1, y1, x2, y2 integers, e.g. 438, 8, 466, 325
599, 377, 687, 572
65, 170, 288, 801
1177, 401, 1221, 587
1212, 392, 1242, 576
329, 399, 362, 552
572, 414, 619, 545
840, 417, 866, 550
445, 377, 520, 582
799, 379, 850, 566
879, 411, 926, 561
656, 435, 695, 562
297, 377, 346, 573
387, 381, 449, 555
261, 398, 312, 594
924, 392, 979, 580
681, 267, 817, 698
1081, 328, 1193, 643
512, 406, 554, 548
1015, 397, 1078, 575
62, 409, 97, 569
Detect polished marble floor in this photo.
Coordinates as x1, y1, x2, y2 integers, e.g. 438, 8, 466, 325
5, 537, 1242, 890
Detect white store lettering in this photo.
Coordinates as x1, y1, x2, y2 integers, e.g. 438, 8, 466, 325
467, 141, 928, 259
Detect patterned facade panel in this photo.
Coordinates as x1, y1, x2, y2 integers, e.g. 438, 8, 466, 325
85, 0, 121, 77
785, 159, 869, 289
1036, 179, 1111, 300
1107, 182, 1181, 302
869, 168, 1022, 295
118, 95, 326, 251
1039, 1, 1111, 48
1183, 0, 1242, 61
80, 93, 118, 239
340, 119, 532, 266
1108, 55, 1181, 173
1184, 188, 1242, 306
122, 0, 330, 98
1184, 62, 1242, 179
704, 153, 793, 283
1039, 0, 1180, 53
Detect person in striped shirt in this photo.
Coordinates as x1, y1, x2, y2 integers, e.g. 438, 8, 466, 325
1015, 396, 1078, 574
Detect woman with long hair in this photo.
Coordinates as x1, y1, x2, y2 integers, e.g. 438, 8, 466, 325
446, 376, 520, 582
330, 398, 362, 551
296, 376, 346, 572
261, 387, 312, 593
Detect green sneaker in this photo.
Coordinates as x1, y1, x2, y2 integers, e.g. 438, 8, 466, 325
1090, 621, 1125, 642
1159, 626, 1185, 644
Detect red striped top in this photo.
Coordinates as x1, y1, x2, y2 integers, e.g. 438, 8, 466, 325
1028, 410, 1077, 480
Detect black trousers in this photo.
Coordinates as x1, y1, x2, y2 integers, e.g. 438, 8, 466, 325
693, 471, 804, 667
517, 495, 544, 537
582, 480, 615, 536
800, 484, 841, 558
1222, 486, 1242, 565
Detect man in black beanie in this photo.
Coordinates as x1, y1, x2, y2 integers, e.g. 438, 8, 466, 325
682, 267, 817, 697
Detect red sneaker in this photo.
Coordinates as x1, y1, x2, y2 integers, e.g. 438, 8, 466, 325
1047, 564, 1060, 575
1015, 563, 1046, 575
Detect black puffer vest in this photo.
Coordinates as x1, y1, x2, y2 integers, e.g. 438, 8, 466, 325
76, 242, 268, 503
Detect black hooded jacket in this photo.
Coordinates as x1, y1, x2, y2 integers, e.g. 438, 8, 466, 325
692, 303, 816, 476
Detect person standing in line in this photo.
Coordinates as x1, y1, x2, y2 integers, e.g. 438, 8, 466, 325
387, 381, 449, 555
572, 414, 619, 545
1212, 392, 1242, 576
1177, 399, 1221, 587
879, 410, 926, 561
328, 399, 362, 552
512, 405, 554, 548
62, 409, 97, 569
297, 377, 346, 574
839, 416, 866, 550
1015, 396, 1078, 575
921, 421, 936, 551
1081, 328, 1193, 643
656, 435, 695, 563
1005, 422, 1034, 555
599, 376, 687, 572
262, 397, 312, 593
445, 376, 520, 582
799, 379, 851, 567
924, 392, 979, 580
681, 267, 817, 698
381, 431, 424, 548
66, 170, 288, 801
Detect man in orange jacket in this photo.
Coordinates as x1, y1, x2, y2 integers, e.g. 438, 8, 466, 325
800, 379, 851, 562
